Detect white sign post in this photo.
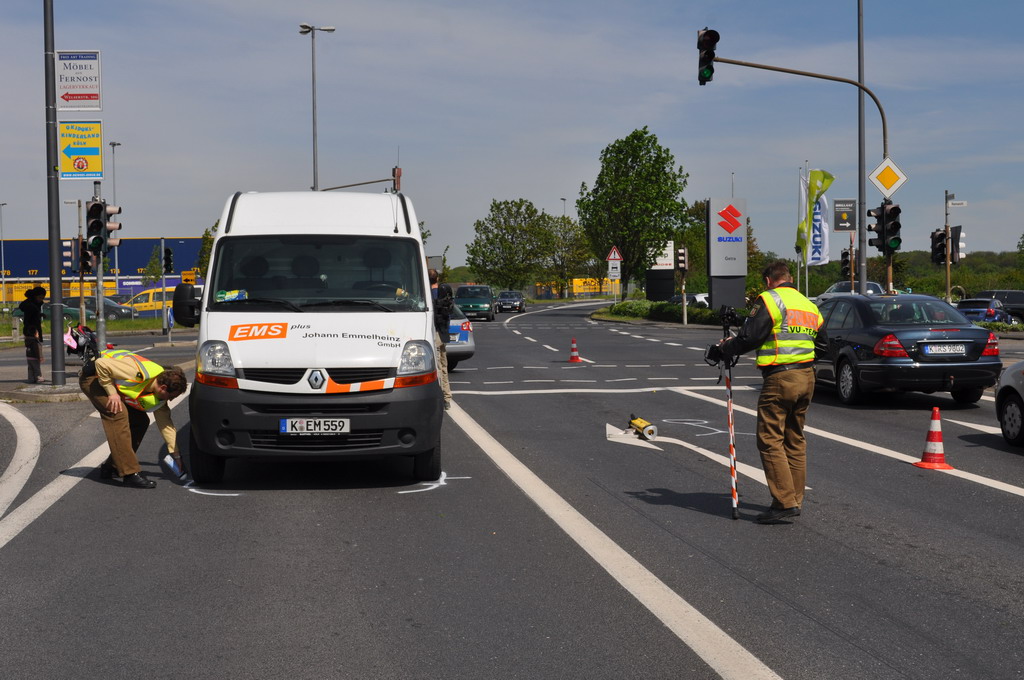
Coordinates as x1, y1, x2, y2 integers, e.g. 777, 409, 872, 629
56, 51, 102, 112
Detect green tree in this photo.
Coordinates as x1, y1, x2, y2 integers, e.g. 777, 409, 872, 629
196, 220, 219, 280
141, 246, 164, 286
465, 199, 547, 290
538, 213, 589, 297
577, 127, 689, 295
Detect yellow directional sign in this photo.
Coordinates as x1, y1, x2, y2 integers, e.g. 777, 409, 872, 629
182, 270, 196, 284
869, 157, 908, 199
58, 120, 103, 180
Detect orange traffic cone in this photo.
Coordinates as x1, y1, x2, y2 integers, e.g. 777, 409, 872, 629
569, 337, 582, 363
913, 407, 954, 470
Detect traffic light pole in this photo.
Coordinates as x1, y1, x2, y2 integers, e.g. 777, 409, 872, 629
944, 190, 953, 303
93, 182, 107, 351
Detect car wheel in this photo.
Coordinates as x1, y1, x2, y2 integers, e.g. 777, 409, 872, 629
447, 359, 459, 372
413, 432, 441, 481
951, 387, 984, 404
188, 427, 226, 484
836, 359, 863, 405
999, 392, 1024, 446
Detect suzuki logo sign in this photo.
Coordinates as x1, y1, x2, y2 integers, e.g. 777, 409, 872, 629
717, 204, 743, 234
707, 198, 747, 279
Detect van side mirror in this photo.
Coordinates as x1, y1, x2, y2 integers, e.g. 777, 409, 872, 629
172, 284, 200, 328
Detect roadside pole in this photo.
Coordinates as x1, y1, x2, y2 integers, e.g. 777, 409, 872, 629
94, 182, 106, 351
160, 237, 168, 335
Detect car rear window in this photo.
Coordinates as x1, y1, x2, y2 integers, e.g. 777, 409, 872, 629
868, 300, 968, 325
457, 287, 490, 298
957, 300, 990, 310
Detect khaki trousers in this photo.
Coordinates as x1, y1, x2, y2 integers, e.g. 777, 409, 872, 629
755, 365, 815, 509
80, 374, 149, 476
434, 330, 451, 404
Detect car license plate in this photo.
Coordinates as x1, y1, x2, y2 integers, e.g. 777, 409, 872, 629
279, 418, 350, 435
923, 343, 966, 355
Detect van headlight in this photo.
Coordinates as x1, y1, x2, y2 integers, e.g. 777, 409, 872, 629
398, 340, 435, 375
197, 340, 236, 377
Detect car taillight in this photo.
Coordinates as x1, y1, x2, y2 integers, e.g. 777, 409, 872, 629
873, 334, 908, 357
983, 332, 999, 356
461, 321, 472, 332
986, 308, 996, 318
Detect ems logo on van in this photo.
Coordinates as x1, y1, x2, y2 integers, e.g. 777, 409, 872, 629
228, 323, 288, 341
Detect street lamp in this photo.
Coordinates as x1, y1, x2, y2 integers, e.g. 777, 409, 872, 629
560, 197, 566, 217
0, 202, 6, 307
109, 141, 121, 291
299, 23, 335, 191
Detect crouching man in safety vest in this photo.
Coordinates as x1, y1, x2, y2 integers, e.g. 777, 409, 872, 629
79, 349, 188, 489
708, 260, 823, 523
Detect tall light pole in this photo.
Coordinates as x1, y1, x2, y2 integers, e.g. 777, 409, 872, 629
299, 23, 335, 191
0, 202, 7, 307
560, 197, 566, 217
109, 141, 121, 292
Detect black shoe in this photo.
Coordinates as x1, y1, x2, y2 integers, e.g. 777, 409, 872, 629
756, 507, 799, 524
99, 462, 119, 480
122, 473, 156, 489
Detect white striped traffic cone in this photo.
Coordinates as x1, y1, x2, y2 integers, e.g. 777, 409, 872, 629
913, 407, 954, 470
569, 337, 582, 363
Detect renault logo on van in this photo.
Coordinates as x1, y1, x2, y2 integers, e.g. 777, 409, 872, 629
308, 370, 326, 390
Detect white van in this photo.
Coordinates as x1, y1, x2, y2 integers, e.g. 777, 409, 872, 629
172, 191, 442, 483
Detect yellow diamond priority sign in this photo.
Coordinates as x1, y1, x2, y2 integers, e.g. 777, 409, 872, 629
869, 157, 908, 199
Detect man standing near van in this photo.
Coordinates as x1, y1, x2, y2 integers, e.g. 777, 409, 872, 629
429, 268, 453, 410
80, 349, 188, 488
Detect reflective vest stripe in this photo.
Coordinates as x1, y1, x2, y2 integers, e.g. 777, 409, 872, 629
101, 349, 165, 412
755, 288, 821, 367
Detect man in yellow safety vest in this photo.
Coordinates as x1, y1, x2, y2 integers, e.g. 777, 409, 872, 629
708, 260, 823, 523
79, 348, 188, 488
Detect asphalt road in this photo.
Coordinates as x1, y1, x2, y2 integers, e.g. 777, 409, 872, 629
1, 307, 1023, 679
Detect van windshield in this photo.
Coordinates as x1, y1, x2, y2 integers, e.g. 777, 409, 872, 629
208, 235, 427, 312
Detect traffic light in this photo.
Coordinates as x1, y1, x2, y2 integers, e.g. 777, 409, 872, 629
85, 200, 107, 254
163, 248, 174, 274
882, 202, 902, 253
676, 247, 688, 274
697, 28, 720, 85
867, 203, 886, 254
950, 225, 965, 263
104, 204, 122, 253
930, 230, 946, 265
840, 249, 851, 278
78, 236, 95, 274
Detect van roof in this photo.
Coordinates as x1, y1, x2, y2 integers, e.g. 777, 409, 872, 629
223, 191, 415, 237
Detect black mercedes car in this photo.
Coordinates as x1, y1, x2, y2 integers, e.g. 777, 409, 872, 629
814, 294, 1002, 405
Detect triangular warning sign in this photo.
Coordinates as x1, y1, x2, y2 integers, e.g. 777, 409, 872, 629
606, 246, 623, 261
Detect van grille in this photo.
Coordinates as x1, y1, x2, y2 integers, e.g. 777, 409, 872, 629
250, 430, 385, 451
238, 367, 393, 385
245, 403, 385, 416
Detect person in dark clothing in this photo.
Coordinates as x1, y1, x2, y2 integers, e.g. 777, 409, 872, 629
707, 261, 822, 523
19, 287, 46, 384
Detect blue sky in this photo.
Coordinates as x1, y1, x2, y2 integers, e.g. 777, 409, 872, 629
2, 1, 1022, 268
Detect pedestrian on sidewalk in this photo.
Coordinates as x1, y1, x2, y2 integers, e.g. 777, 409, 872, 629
79, 348, 188, 488
19, 287, 46, 383
429, 268, 453, 410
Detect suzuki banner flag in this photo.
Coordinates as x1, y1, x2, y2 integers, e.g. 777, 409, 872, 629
795, 169, 834, 257
807, 196, 830, 266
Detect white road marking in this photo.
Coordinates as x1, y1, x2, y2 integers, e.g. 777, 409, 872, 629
483, 381, 515, 385
671, 387, 1024, 500
542, 345, 559, 352
487, 366, 515, 370
397, 470, 472, 494
524, 337, 537, 342
605, 378, 637, 382
946, 418, 1001, 435
523, 380, 556, 383
665, 342, 682, 347
450, 403, 781, 679
0, 404, 41, 519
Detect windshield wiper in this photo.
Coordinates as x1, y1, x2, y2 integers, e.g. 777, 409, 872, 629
302, 299, 394, 312
214, 297, 304, 312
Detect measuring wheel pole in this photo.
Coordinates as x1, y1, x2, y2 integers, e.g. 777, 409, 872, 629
721, 314, 740, 520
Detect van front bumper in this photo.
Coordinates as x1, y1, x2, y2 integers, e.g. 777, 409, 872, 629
189, 380, 443, 460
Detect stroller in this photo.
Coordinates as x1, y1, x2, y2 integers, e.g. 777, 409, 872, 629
64, 323, 100, 365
